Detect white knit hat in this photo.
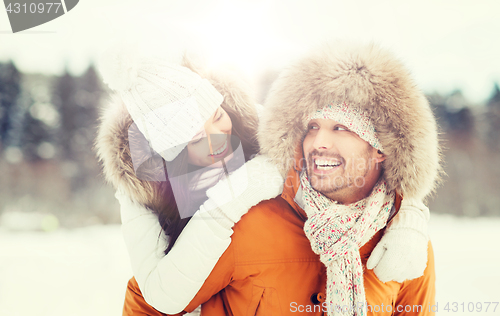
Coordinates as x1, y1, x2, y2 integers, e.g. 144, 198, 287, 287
99, 43, 223, 161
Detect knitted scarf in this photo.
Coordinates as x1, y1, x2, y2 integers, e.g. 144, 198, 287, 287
300, 172, 394, 315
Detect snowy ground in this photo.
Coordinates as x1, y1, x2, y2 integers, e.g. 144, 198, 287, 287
429, 215, 500, 315
0, 214, 499, 316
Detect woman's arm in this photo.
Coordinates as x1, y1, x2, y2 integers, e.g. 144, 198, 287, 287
119, 155, 284, 314
118, 191, 231, 314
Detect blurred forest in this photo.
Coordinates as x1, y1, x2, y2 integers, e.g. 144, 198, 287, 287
0, 61, 118, 230
0, 61, 499, 231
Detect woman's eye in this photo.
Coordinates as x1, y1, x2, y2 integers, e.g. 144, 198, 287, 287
213, 108, 224, 122
334, 126, 348, 131
190, 134, 204, 144
216, 112, 223, 121
308, 125, 318, 130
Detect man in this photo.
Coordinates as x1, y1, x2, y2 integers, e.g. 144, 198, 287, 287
122, 41, 440, 315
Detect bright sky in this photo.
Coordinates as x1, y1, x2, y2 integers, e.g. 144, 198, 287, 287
1, 0, 499, 104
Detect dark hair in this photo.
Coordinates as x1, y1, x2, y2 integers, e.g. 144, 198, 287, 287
133, 101, 259, 254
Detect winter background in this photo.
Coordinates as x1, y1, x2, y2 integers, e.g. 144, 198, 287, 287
1, 0, 500, 315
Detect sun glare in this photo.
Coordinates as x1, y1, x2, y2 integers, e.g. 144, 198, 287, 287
183, 1, 287, 77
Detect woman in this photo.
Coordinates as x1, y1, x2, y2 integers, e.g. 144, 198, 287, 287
95, 45, 431, 315
96, 47, 283, 314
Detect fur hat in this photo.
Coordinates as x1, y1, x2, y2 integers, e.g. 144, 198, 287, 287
259, 41, 442, 201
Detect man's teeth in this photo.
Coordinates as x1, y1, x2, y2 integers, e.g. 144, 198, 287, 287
211, 139, 227, 155
315, 159, 341, 170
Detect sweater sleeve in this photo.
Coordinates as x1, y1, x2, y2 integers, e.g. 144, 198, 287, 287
117, 190, 232, 314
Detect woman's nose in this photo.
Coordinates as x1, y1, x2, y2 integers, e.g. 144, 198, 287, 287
205, 121, 229, 136
204, 122, 227, 147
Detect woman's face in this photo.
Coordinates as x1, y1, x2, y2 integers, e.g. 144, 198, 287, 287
187, 106, 233, 167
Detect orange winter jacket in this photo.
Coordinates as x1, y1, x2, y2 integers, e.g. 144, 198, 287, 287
123, 162, 435, 316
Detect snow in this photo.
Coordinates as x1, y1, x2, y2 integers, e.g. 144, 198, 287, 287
0, 214, 499, 316
0, 225, 131, 316
429, 215, 500, 315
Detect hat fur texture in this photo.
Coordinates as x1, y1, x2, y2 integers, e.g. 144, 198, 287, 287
259, 41, 442, 201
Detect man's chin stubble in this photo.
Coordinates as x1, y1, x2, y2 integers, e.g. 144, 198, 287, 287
309, 174, 346, 195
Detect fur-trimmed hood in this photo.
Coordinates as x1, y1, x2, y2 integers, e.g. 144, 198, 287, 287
259, 41, 442, 201
95, 57, 259, 207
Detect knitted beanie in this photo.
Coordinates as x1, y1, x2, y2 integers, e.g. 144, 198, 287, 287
306, 102, 383, 152
99, 43, 223, 161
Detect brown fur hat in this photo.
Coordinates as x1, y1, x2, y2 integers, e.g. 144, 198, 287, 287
259, 41, 442, 201
95, 55, 259, 207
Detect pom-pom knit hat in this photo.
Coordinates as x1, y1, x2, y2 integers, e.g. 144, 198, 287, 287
99, 43, 223, 161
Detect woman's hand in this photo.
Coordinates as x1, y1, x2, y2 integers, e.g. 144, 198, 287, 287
366, 198, 430, 283
201, 154, 285, 229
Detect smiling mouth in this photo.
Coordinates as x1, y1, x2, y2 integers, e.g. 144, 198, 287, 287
313, 158, 342, 172
209, 138, 228, 157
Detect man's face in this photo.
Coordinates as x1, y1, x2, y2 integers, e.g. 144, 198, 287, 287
302, 118, 385, 204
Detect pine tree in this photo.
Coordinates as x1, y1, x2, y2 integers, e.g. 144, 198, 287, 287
53, 68, 78, 160
52, 65, 104, 191
75, 63, 102, 155
19, 106, 52, 161
486, 83, 500, 150
0, 61, 21, 150
73, 64, 103, 174
444, 89, 474, 134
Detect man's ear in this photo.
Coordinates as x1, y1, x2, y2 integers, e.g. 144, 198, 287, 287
374, 149, 386, 163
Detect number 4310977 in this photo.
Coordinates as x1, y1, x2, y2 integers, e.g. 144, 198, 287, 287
6, 3, 62, 14
443, 302, 498, 313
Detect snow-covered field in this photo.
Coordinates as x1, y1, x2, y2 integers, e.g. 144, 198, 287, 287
428, 215, 500, 315
0, 214, 499, 316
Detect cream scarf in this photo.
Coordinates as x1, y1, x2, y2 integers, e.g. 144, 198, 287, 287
300, 172, 394, 316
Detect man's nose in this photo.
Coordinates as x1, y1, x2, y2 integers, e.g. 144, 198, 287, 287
313, 129, 334, 150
